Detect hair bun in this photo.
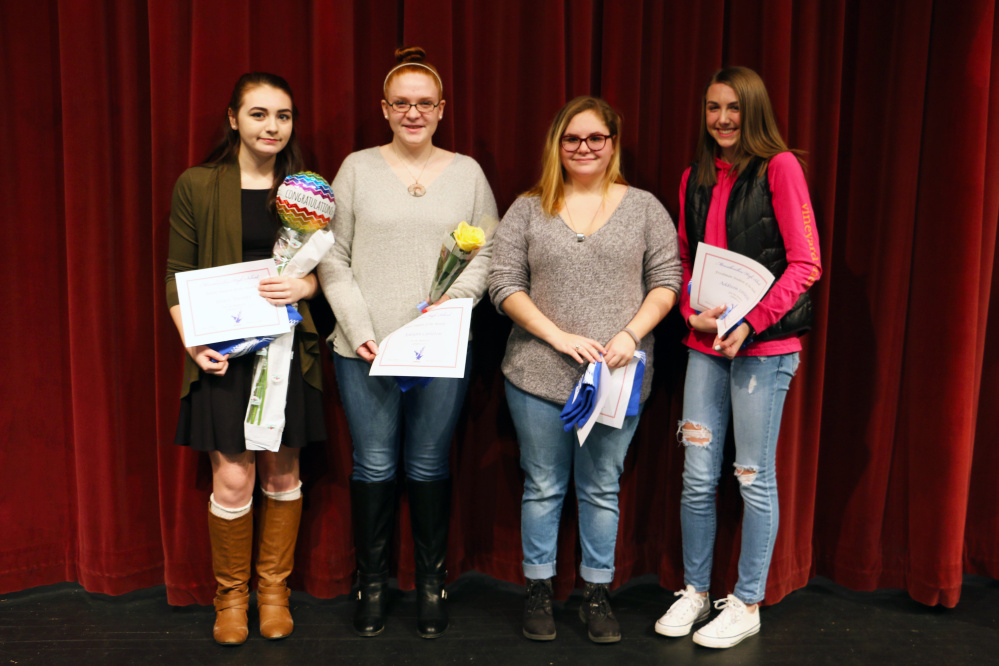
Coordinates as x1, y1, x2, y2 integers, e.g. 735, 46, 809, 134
394, 46, 427, 63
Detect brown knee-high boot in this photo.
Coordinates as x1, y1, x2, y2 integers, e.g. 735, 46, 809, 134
255, 494, 303, 639
208, 507, 253, 645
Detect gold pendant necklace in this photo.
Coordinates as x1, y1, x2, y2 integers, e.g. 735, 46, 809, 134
392, 143, 434, 197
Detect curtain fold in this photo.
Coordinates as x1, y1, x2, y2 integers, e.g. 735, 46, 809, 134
1, 0, 996, 610
966, 3, 999, 584
55, 0, 164, 595
813, 0, 932, 595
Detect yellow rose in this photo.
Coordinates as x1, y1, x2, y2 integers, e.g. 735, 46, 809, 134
451, 220, 485, 252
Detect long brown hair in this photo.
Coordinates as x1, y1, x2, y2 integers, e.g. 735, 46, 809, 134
694, 66, 804, 189
524, 96, 627, 217
203, 72, 304, 209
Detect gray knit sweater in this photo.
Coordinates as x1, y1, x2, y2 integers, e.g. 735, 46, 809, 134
318, 148, 498, 358
488, 188, 682, 404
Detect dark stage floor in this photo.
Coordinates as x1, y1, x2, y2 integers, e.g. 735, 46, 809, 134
1, 572, 997, 665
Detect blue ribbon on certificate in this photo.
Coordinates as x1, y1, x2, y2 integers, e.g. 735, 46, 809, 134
208, 305, 303, 358
560, 361, 602, 431
395, 376, 434, 392
626, 352, 647, 417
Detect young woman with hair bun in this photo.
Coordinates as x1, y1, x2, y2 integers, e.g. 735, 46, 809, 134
165, 72, 325, 645
318, 46, 497, 639
654, 66, 822, 649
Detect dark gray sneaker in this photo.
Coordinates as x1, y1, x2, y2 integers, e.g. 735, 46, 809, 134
523, 578, 556, 640
579, 582, 621, 643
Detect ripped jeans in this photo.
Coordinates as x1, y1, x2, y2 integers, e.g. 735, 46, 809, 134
678, 348, 799, 605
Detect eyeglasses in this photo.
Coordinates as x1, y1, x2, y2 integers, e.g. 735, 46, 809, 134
560, 134, 614, 152
387, 101, 441, 114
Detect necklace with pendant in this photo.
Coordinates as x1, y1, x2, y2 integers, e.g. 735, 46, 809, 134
392, 143, 434, 197
564, 195, 605, 242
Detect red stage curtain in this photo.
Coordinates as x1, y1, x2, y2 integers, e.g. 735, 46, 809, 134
1, 0, 996, 609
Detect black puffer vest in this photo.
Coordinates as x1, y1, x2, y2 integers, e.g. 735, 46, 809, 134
685, 157, 812, 341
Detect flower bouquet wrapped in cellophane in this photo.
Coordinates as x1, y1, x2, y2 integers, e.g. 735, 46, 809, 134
417, 218, 498, 311
244, 172, 335, 451
395, 217, 496, 393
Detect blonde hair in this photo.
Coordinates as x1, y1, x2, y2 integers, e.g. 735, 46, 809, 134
695, 66, 804, 188
383, 46, 443, 99
524, 96, 627, 216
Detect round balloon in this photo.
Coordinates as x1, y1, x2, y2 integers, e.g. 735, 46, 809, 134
276, 171, 336, 232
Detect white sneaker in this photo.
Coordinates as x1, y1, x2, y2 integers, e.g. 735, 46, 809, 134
654, 585, 711, 637
692, 595, 760, 648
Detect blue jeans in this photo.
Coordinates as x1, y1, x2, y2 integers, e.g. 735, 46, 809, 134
679, 349, 799, 605
505, 380, 642, 584
334, 351, 472, 482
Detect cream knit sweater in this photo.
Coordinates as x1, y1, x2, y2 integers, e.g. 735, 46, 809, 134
318, 148, 498, 358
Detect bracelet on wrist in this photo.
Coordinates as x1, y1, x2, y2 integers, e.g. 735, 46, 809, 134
622, 327, 641, 345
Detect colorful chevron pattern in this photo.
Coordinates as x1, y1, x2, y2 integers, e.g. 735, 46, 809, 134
276, 171, 336, 232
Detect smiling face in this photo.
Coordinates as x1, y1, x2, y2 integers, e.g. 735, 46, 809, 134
381, 71, 445, 148
559, 109, 615, 185
705, 82, 741, 162
228, 84, 293, 162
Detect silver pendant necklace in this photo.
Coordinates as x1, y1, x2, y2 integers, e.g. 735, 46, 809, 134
392, 143, 434, 197
564, 195, 605, 242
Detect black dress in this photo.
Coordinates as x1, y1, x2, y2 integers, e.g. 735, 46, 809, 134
174, 189, 327, 453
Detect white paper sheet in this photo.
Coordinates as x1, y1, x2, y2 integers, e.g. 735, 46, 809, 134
369, 298, 473, 379
689, 243, 775, 337
595, 353, 642, 429
175, 259, 291, 347
577, 361, 612, 446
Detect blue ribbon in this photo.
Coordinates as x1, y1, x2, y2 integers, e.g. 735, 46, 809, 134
560, 362, 602, 431
626, 352, 647, 417
395, 376, 434, 392
208, 305, 303, 359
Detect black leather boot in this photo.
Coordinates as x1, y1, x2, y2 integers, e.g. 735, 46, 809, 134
407, 478, 451, 639
351, 478, 397, 637
523, 578, 556, 640
579, 582, 621, 643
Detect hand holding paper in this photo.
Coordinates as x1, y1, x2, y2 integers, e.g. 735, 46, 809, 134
190, 345, 229, 375
369, 298, 473, 379
689, 243, 775, 338
595, 352, 646, 428
560, 352, 647, 445
713, 321, 752, 359
175, 259, 292, 347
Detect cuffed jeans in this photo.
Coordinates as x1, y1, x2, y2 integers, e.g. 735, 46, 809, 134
505, 380, 642, 584
679, 349, 799, 605
334, 351, 471, 483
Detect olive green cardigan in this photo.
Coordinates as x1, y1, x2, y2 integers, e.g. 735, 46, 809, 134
165, 162, 322, 398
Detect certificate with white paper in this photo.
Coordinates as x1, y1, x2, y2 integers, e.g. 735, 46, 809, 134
690, 244, 775, 337
369, 298, 473, 379
595, 354, 642, 429
175, 259, 290, 347
577, 361, 612, 446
